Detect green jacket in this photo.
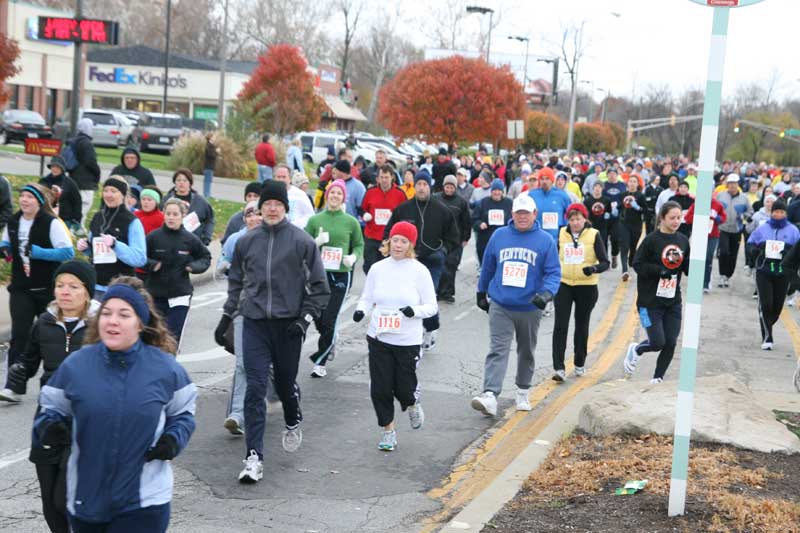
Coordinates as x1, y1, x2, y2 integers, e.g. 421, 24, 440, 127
305, 208, 364, 272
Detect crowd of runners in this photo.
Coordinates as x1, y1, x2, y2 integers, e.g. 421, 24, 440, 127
1, 121, 800, 531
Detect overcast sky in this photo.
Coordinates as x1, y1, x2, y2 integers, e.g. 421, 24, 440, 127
414, 0, 796, 102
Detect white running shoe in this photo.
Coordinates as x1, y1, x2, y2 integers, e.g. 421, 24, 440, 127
543, 301, 553, 318
423, 330, 437, 351
552, 369, 566, 382
761, 341, 773, 351
516, 389, 532, 411
238, 450, 263, 483
623, 343, 640, 376
743, 266, 752, 277
573, 366, 586, 377
650, 377, 663, 384
408, 403, 424, 429
0, 388, 21, 403
787, 295, 797, 308
310, 365, 327, 378
718, 275, 728, 288
703, 287, 710, 294
470, 391, 497, 417
282, 425, 303, 453
223, 416, 244, 436
378, 430, 397, 451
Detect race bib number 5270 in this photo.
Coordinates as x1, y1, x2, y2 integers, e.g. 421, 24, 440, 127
502, 261, 528, 288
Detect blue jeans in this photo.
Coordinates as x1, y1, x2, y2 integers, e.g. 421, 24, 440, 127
705, 237, 718, 289
257, 165, 273, 183
154, 297, 190, 347
69, 503, 170, 533
418, 249, 446, 331
203, 168, 213, 197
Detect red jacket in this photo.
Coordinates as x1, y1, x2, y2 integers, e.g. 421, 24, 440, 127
361, 185, 408, 240
685, 198, 726, 238
255, 142, 276, 167
135, 209, 164, 235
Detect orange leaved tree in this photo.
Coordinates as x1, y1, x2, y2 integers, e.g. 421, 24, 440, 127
238, 44, 325, 135
0, 34, 20, 108
525, 111, 567, 151
378, 56, 526, 146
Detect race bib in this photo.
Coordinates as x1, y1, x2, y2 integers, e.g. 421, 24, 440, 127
542, 212, 558, 230
376, 310, 403, 334
502, 261, 528, 288
321, 246, 343, 270
488, 209, 505, 226
564, 243, 585, 265
183, 212, 201, 232
374, 208, 392, 225
92, 237, 117, 264
656, 275, 677, 299
168, 295, 191, 308
765, 239, 785, 260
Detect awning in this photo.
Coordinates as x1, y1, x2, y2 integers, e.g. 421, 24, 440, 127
322, 95, 367, 122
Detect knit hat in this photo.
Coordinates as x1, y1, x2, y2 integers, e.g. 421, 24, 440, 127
258, 179, 289, 211
456, 167, 469, 177
77, 117, 93, 136
538, 167, 556, 181
244, 181, 262, 199
140, 188, 161, 204
104, 176, 128, 197
490, 178, 504, 192
47, 155, 67, 172
772, 198, 787, 212
103, 284, 150, 325
520, 163, 532, 175
325, 179, 347, 201
566, 202, 588, 219
438, 147, 448, 156
443, 175, 457, 188
243, 200, 259, 217
54, 260, 96, 298
389, 221, 418, 246
20, 185, 46, 206
414, 170, 432, 187
334, 159, 351, 174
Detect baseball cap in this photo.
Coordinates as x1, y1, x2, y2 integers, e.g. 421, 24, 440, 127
726, 174, 740, 183
512, 194, 537, 213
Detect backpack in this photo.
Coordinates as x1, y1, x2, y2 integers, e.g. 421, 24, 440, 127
60, 138, 79, 171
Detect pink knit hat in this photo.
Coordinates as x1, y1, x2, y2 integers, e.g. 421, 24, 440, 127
325, 179, 347, 201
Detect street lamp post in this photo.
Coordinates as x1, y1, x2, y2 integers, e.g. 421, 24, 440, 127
217, 0, 229, 127
466, 6, 495, 61
69, 0, 83, 135
580, 80, 594, 121
162, 0, 172, 115
537, 57, 557, 149
508, 35, 530, 92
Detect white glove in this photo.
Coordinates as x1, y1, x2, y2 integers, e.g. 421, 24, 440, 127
343, 254, 356, 268
710, 209, 718, 219
363, 212, 373, 222
315, 229, 330, 247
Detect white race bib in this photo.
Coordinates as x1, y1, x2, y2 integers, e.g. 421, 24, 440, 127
374, 208, 392, 225
656, 275, 677, 299
376, 310, 403, 334
502, 261, 528, 287
183, 212, 201, 232
488, 209, 505, 226
542, 212, 558, 230
92, 237, 117, 265
168, 295, 191, 308
765, 239, 785, 260
564, 243, 585, 265
321, 246, 343, 270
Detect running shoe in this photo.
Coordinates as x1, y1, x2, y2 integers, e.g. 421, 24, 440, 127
544, 301, 553, 318
423, 330, 437, 351
793, 361, 800, 393
378, 430, 397, 451
310, 365, 327, 378
573, 366, 586, 377
649, 377, 663, 384
743, 265, 752, 277
623, 343, 640, 376
718, 275, 728, 288
408, 403, 424, 429
761, 341, 773, 351
238, 450, 263, 483
703, 287, 710, 294
611, 256, 618, 269
552, 369, 566, 382
621, 272, 630, 282
723, 276, 730, 288
516, 389, 532, 411
752, 290, 758, 300
0, 388, 21, 403
223, 416, 244, 436
787, 295, 797, 308
282, 425, 303, 453
470, 391, 497, 417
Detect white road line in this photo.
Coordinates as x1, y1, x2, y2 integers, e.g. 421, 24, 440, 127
0, 449, 29, 471
454, 310, 472, 321
177, 347, 229, 364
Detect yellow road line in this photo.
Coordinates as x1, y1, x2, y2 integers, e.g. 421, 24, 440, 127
779, 309, 800, 361
422, 280, 635, 528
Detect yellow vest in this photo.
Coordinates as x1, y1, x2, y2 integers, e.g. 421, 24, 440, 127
559, 226, 599, 286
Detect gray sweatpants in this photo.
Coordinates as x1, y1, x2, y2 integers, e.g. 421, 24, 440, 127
483, 302, 541, 396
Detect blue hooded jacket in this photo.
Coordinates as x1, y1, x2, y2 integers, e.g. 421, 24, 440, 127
528, 187, 572, 240
478, 220, 561, 311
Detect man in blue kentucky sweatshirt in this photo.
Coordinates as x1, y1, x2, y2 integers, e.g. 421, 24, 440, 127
471, 194, 561, 417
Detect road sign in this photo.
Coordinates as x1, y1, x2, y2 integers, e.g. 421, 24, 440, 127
785, 129, 800, 136
24, 138, 61, 157
507, 120, 524, 140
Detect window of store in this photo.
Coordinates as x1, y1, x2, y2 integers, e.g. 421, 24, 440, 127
125, 98, 163, 113
166, 101, 189, 117
92, 95, 123, 110
24, 86, 34, 110
47, 89, 58, 124
7, 85, 19, 109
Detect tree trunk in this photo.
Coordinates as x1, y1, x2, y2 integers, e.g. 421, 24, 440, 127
366, 45, 388, 123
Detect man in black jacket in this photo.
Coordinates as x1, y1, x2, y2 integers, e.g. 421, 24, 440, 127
431, 147, 456, 193
109, 147, 156, 189
435, 175, 471, 303
69, 118, 101, 225
39, 156, 82, 232
384, 170, 459, 350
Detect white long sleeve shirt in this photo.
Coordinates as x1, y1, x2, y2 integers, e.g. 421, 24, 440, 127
288, 185, 315, 229
356, 256, 438, 346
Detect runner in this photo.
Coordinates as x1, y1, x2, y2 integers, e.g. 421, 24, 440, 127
435, 175, 471, 303
134, 187, 164, 236
584, 181, 611, 248
218, 180, 330, 483
145, 198, 212, 347
670, 181, 695, 237
274, 164, 316, 229
455, 167, 475, 205
685, 194, 726, 293
624, 201, 691, 383
717, 174, 752, 288
642, 175, 663, 234
39, 156, 82, 234
162, 168, 215, 246
529, 167, 572, 242
551, 203, 609, 382
471, 194, 561, 416
109, 147, 156, 189
400, 168, 416, 199
305, 179, 364, 377
472, 178, 512, 266
361, 165, 407, 274
33, 277, 196, 533
221, 181, 262, 245
748, 199, 800, 349
352, 222, 437, 451
745, 194, 775, 279
602, 168, 626, 269
618, 174, 646, 282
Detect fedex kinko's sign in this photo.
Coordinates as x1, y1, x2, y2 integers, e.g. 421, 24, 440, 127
88, 66, 188, 89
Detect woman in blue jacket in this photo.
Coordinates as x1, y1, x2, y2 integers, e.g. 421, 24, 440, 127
33, 277, 197, 533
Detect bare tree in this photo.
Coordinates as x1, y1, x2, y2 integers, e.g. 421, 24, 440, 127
338, 0, 363, 84
419, 0, 469, 50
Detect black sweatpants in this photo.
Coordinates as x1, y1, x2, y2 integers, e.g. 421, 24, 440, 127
367, 336, 420, 427
35, 458, 69, 533
756, 272, 789, 343
69, 503, 170, 533
635, 303, 682, 380
607, 219, 620, 258
645, 213, 657, 235
718, 230, 742, 278
362, 238, 383, 275
618, 222, 642, 274
438, 245, 463, 299
552, 283, 599, 371
6, 289, 51, 392
311, 271, 352, 366
153, 297, 191, 348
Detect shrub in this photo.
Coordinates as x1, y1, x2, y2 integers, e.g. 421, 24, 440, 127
169, 131, 255, 180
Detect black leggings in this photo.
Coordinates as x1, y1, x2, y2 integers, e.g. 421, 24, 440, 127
367, 336, 420, 427
6, 289, 51, 392
311, 271, 352, 366
755, 272, 789, 343
35, 459, 69, 533
606, 219, 620, 257
618, 222, 642, 274
635, 303, 682, 380
718, 230, 742, 277
552, 283, 598, 371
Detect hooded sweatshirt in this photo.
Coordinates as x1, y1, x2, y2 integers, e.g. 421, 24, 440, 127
110, 148, 156, 188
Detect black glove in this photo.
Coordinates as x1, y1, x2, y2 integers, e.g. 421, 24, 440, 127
0, 245, 11, 262
531, 290, 554, 310
287, 316, 311, 338
214, 314, 232, 347
476, 292, 490, 312
353, 310, 365, 322
144, 434, 178, 462
659, 268, 673, 279
399, 306, 415, 318
6, 363, 27, 391
582, 266, 596, 276
41, 421, 70, 449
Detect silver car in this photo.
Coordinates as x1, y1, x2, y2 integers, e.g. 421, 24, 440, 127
54, 108, 125, 148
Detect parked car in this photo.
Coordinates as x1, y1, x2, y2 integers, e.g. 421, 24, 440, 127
131, 112, 183, 153
181, 117, 217, 136
299, 131, 345, 164
53, 108, 125, 148
0, 109, 53, 144
108, 111, 135, 146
